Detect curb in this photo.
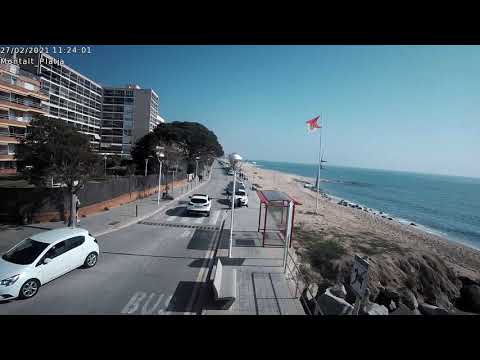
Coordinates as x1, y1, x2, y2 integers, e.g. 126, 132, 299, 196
91, 167, 215, 238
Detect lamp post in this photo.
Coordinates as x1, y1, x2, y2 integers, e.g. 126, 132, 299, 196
145, 157, 151, 177
103, 155, 107, 177
156, 146, 165, 206
228, 152, 242, 258
195, 156, 200, 183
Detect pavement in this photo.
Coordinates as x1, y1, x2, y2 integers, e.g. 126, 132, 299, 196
0, 161, 304, 315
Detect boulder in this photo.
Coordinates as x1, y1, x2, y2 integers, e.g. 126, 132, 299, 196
330, 284, 347, 299
399, 288, 419, 310
375, 288, 401, 309
458, 276, 480, 287
458, 284, 480, 314
317, 288, 354, 315
391, 303, 419, 315
362, 301, 389, 315
418, 303, 449, 316
388, 300, 397, 312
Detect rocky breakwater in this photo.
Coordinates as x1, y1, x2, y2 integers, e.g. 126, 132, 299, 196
299, 253, 480, 316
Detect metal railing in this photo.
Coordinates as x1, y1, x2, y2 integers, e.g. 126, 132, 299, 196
0, 112, 32, 123
285, 249, 323, 315
0, 74, 43, 94
0, 94, 44, 110
0, 63, 40, 81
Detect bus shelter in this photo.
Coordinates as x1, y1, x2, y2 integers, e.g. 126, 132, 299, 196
256, 190, 302, 247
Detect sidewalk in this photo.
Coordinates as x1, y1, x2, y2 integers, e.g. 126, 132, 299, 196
3, 174, 212, 240
204, 182, 305, 315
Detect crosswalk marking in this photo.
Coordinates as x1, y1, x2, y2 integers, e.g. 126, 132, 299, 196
209, 210, 221, 225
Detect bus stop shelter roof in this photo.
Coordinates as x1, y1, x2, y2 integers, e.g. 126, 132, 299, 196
256, 190, 302, 205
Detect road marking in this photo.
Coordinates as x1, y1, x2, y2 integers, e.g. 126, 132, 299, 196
209, 210, 220, 225
121, 292, 173, 315
184, 211, 227, 314
180, 229, 193, 238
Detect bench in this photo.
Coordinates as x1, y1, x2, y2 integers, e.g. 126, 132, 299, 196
210, 258, 237, 310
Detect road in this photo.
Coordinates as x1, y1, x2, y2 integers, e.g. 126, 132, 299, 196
0, 162, 234, 315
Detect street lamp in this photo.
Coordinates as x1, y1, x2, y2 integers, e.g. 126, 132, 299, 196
103, 155, 107, 177
195, 156, 200, 183
156, 146, 165, 206
228, 152, 242, 258
145, 156, 153, 177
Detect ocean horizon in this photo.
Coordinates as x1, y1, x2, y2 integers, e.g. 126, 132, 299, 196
251, 159, 480, 250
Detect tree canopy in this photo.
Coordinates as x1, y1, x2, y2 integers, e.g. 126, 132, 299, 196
16, 118, 99, 193
131, 121, 224, 174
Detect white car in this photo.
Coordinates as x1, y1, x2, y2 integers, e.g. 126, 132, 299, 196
187, 194, 212, 216
232, 188, 248, 207
0, 227, 99, 300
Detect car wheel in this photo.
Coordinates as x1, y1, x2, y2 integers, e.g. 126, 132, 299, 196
206, 212, 210, 217
84, 252, 98, 268
19, 278, 40, 299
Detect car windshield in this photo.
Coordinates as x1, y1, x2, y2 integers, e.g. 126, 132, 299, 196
191, 198, 207, 204
236, 190, 246, 196
2, 238, 49, 265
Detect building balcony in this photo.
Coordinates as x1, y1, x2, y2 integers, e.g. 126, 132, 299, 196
0, 134, 21, 143
0, 154, 16, 161
0, 63, 40, 83
0, 95, 47, 114
0, 113, 31, 127
0, 73, 48, 101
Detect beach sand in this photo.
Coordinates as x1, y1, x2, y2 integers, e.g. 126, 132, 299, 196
242, 162, 480, 308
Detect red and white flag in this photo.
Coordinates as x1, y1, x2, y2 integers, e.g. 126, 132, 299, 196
306, 116, 321, 133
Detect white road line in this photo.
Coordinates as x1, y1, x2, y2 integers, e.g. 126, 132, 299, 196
180, 229, 193, 238
209, 210, 220, 225
121, 292, 173, 315
184, 211, 227, 314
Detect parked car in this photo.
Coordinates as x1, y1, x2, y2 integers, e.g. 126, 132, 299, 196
233, 188, 249, 207
0, 227, 99, 300
226, 181, 245, 195
187, 194, 212, 216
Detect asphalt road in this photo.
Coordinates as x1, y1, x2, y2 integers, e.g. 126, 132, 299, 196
0, 162, 233, 315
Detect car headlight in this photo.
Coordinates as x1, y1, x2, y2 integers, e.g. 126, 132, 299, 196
1, 274, 20, 286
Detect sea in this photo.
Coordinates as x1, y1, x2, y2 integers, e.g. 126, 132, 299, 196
251, 160, 480, 250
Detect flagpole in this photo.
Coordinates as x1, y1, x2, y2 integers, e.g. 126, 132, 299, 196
315, 114, 322, 214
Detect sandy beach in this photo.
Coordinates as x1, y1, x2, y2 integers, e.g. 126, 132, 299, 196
241, 162, 480, 310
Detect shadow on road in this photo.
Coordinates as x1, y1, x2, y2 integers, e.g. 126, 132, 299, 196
186, 229, 215, 251
166, 281, 199, 312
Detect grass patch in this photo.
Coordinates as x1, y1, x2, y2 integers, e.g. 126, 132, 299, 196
309, 240, 347, 265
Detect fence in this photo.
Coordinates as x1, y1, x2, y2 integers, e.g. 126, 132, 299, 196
285, 249, 323, 315
0, 172, 188, 224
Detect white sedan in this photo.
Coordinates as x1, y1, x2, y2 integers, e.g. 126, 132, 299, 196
0, 227, 99, 300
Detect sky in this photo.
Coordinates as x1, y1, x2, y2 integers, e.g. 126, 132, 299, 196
54, 45, 480, 178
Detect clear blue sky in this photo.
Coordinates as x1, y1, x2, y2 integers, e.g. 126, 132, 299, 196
57, 45, 480, 178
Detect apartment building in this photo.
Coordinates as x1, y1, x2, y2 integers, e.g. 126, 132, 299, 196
20, 53, 103, 150
16, 54, 164, 159
0, 62, 48, 174
101, 85, 163, 156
